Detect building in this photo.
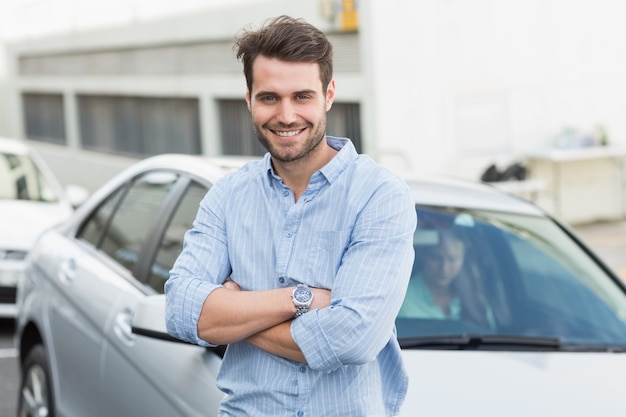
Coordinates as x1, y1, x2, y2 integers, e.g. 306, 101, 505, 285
2, 0, 626, 223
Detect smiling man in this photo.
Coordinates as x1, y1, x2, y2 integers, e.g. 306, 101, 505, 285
165, 15, 416, 417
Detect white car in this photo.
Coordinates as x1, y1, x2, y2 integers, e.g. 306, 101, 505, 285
15, 154, 626, 416
0, 137, 87, 318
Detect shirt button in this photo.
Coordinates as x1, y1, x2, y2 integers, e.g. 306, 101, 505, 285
286, 231, 293, 238
283, 190, 289, 197
299, 366, 306, 373
278, 277, 285, 284
297, 412, 304, 417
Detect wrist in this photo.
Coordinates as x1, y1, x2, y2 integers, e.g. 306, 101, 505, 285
291, 284, 313, 318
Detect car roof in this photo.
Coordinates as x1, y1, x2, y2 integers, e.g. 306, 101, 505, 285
90, 153, 230, 196
406, 175, 546, 217
132, 153, 233, 178
65, 153, 231, 229
0, 136, 35, 155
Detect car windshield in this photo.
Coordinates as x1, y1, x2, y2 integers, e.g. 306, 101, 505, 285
397, 205, 626, 351
0, 152, 60, 202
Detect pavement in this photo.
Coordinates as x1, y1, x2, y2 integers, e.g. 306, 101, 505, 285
573, 219, 626, 279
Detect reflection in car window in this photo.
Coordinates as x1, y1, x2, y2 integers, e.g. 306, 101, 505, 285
78, 185, 126, 247
79, 171, 178, 276
397, 206, 626, 349
0, 152, 59, 202
148, 181, 208, 294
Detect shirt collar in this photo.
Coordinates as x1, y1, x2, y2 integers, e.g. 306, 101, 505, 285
320, 136, 357, 184
263, 136, 358, 184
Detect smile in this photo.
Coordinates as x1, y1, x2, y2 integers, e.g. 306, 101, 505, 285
272, 128, 305, 137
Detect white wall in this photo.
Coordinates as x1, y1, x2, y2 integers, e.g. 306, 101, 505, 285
364, 0, 626, 180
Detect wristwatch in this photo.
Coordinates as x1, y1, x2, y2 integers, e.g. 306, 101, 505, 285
292, 284, 313, 318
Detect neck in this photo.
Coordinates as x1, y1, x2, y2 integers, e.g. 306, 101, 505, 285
273, 143, 337, 202
426, 280, 453, 302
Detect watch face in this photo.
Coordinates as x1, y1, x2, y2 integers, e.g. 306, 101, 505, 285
293, 285, 312, 303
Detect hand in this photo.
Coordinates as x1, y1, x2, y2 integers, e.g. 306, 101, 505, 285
223, 279, 241, 291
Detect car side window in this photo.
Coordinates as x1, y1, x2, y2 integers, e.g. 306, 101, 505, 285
78, 171, 179, 277
0, 152, 59, 202
147, 180, 208, 294
78, 185, 126, 247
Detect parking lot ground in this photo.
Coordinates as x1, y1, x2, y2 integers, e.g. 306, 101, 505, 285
573, 219, 626, 279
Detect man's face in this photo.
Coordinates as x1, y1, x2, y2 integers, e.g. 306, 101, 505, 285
246, 55, 335, 163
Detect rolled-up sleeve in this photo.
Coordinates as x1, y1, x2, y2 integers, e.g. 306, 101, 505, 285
291, 176, 416, 372
165, 182, 232, 346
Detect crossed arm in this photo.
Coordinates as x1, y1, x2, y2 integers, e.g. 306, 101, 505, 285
197, 280, 331, 362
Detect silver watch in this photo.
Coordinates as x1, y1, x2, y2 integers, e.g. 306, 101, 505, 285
292, 284, 313, 318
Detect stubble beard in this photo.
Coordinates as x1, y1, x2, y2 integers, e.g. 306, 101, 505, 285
253, 115, 327, 163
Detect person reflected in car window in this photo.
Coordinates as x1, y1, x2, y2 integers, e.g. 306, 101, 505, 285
399, 228, 495, 329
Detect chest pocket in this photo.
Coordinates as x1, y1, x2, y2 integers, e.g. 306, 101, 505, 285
306, 230, 351, 285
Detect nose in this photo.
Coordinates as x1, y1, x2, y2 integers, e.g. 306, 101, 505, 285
276, 99, 297, 125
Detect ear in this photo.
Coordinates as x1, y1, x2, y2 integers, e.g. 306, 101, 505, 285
325, 80, 336, 111
245, 90, 251, 111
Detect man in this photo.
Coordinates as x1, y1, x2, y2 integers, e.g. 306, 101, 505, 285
165, 15, 416, 417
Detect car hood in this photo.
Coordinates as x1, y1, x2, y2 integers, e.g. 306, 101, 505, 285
400, 350, 626, 416
0, 200, 72, 250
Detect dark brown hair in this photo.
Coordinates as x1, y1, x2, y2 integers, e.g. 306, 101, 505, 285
234, 15, 334, 94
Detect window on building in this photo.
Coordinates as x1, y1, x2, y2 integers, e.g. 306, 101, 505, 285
78, 95, 201, 157
22, 93, 67, 144
328, 102, 362, 152
217, 99, 362, 156
217, 99, 266, 156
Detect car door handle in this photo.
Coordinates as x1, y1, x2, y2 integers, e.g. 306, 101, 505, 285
114, 308, 136, 346
57, 258, 76, 285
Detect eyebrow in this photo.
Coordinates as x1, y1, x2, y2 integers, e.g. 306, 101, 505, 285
253, 89, 318, 99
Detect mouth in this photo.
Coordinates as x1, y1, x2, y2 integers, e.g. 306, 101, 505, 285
270, 128, 306, 138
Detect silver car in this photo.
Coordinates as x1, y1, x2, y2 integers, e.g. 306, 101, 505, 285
0, 137, 87, 318
15, 154, 626, 417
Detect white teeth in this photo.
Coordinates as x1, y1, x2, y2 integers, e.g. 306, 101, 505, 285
275, 130, 302, 137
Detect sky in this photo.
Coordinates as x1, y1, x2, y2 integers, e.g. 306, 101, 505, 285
0, 0, 267, 40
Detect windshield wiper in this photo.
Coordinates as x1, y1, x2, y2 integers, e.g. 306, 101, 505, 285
558, 344, 626, 353
400, 334, 561, 351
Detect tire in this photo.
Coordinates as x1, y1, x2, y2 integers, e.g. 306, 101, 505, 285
17, 344, 55, 417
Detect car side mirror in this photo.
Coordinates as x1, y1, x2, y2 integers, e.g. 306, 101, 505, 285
132, 294, 188, 344
132, 294, 227, 357
65, 185, 90, 208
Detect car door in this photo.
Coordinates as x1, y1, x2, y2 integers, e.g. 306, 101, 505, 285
45, 170, 180, 416
98, 178, 225, 416
37, 182, 127, 417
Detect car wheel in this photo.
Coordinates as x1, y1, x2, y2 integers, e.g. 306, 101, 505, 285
17, 344, 55, 417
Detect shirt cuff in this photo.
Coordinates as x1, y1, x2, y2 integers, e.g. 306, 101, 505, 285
173, 279, 220, 347
291, 309, 342, 372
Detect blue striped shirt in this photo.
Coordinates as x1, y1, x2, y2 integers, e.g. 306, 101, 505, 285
165, 137, 416, 417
